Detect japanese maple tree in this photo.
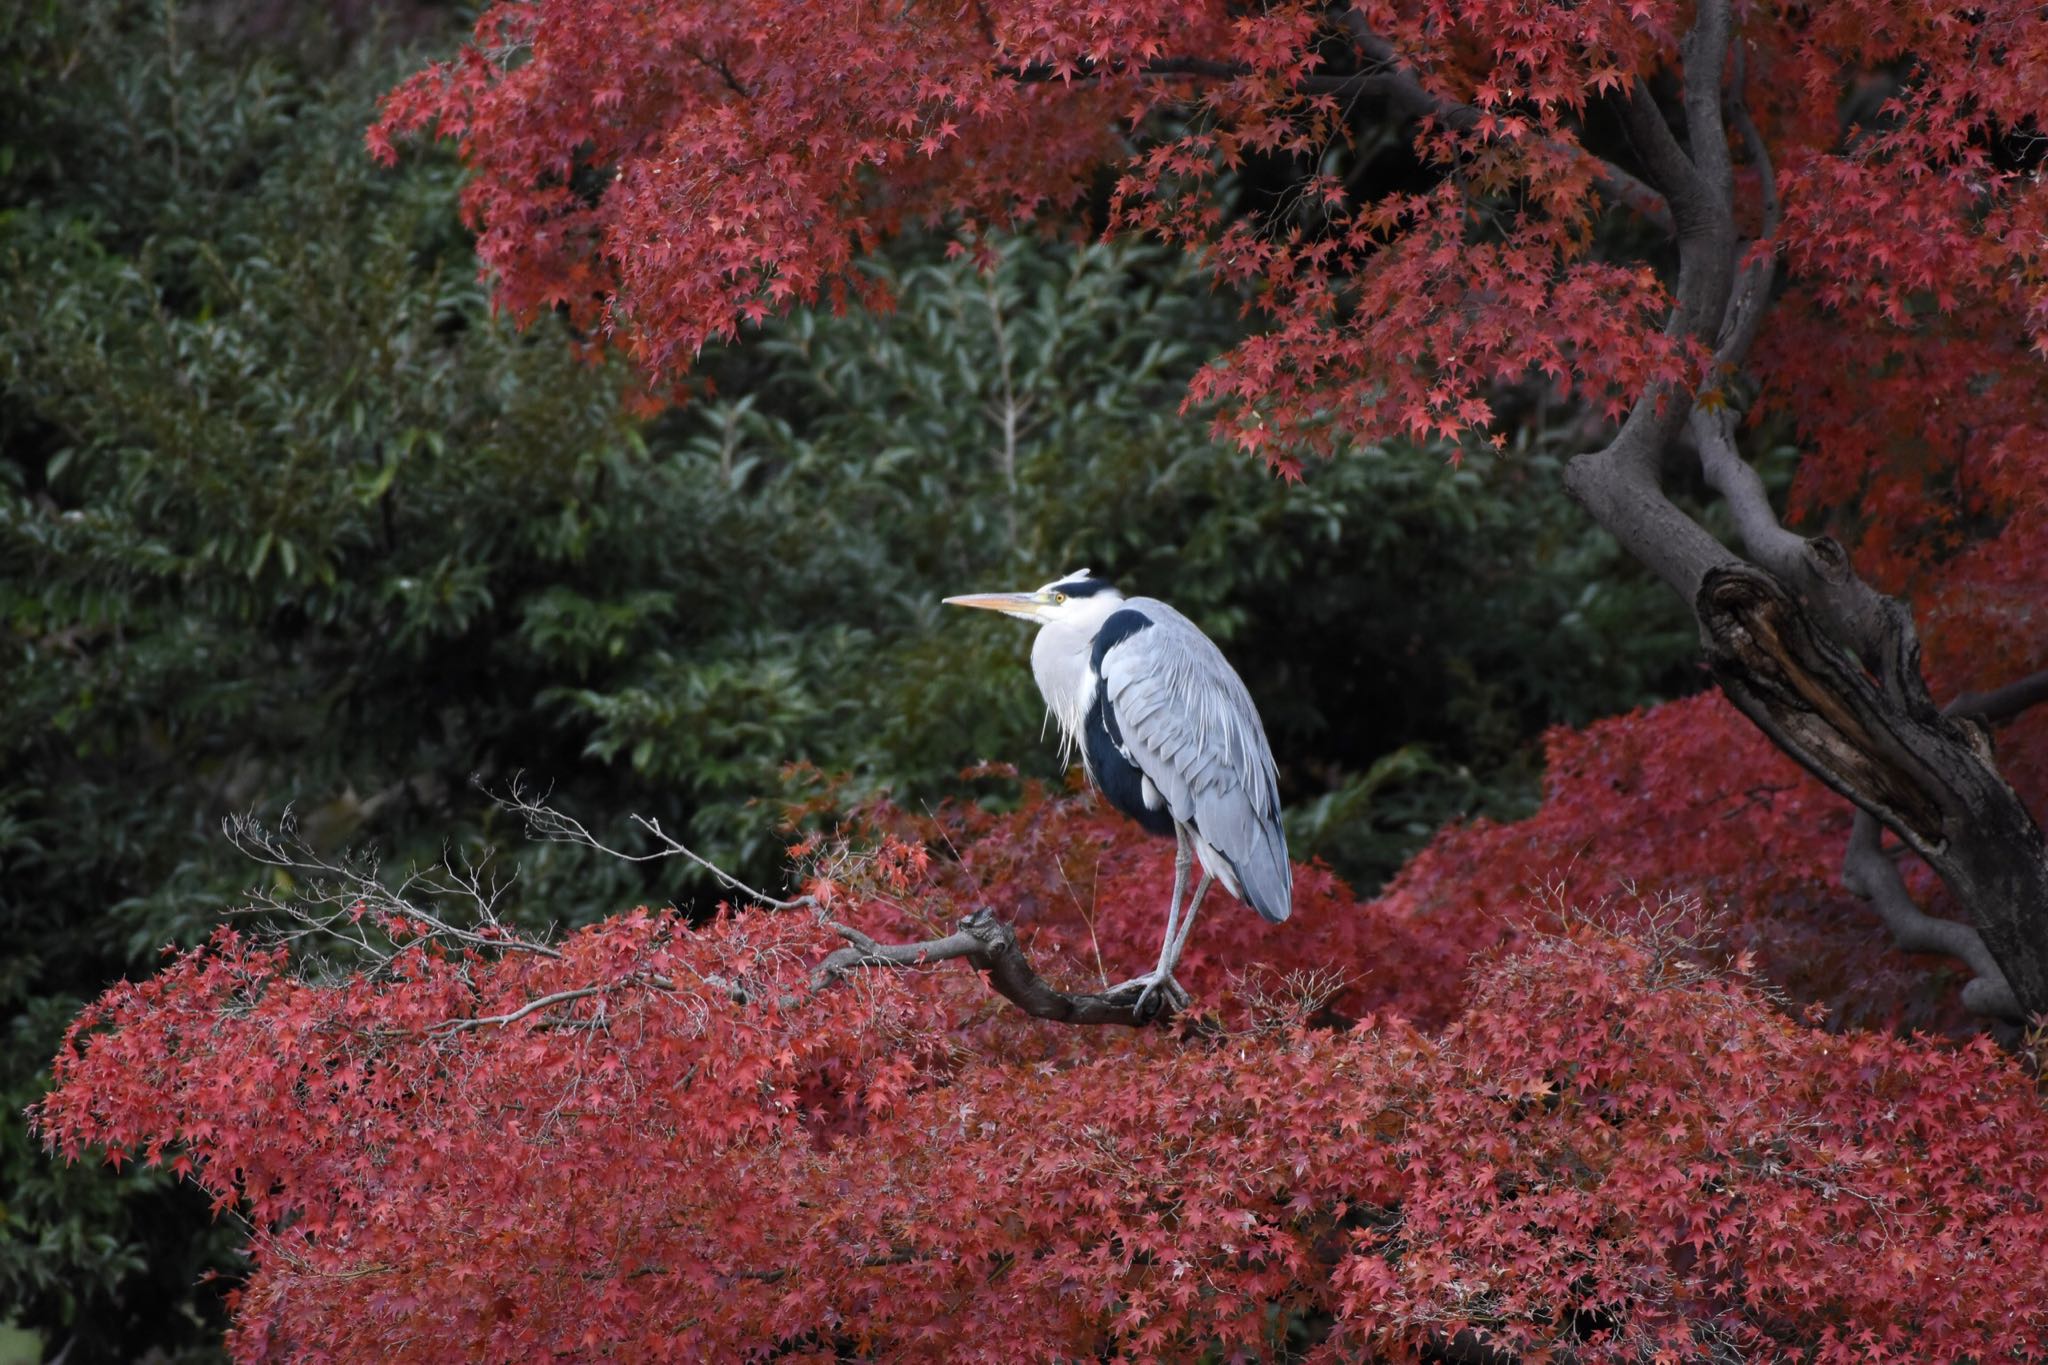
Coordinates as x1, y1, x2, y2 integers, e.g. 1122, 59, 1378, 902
370, 0, 2048, 1015
33, 778, 2048, 1359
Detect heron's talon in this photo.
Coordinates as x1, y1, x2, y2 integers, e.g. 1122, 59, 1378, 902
1107, 972, 1189, 1021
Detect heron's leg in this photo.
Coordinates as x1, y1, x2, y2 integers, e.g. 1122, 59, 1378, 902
1160, 869, 1214, 979
1107, 828, 1192, 1014
1133, 870, 1212, 1017
1151, 824, 1193, 977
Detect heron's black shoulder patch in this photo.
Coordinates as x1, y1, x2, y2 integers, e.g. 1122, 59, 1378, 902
1059, 577, 1118, 599
1083, 608, 1173, 838
1084, 694, 1174, 837
1089, 607, 1152, 672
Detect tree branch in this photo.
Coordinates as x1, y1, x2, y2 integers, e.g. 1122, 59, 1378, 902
1621, 77, 1710, 220
223, 810, 564, 966
1689, 405, 1805, 571
1678, 0, 1735, 207
1564, 423, 1739, 598
1379, 0, 2048, 1022
1328, 15, 1678, 233
1712, 44, 1780, 371
813, 910, 1204, 1029
1842, 812, 2021, 1019
1654, 0, 1738, 338
1833, 667, 2048, 1020
1949, 669, 2048, 726
492, 774, 813, 911
432, 984, 620, 1034
1564, 1, 1742, 598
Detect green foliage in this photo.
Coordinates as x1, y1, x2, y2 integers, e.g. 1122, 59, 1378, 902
610, 240, 1701, 879
1, 3, 656, 1354
1, 3, 1697, 1357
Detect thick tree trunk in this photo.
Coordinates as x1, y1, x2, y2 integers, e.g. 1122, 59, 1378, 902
1697, 566, 2048, 1014
1547, 0, 2048, 1019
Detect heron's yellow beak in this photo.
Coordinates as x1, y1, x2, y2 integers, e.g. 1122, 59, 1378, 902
941, 591, 1047, 620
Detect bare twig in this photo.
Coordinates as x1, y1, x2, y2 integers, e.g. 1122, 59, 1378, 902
433, 984, 621, 1034
491, 774, 813, 911
220, 806, 768, 1035
254, 780, 1211, 1031
683, 43, 750, 98
223, 810, 563, 966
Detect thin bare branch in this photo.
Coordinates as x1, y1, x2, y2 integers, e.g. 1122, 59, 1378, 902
484, 788, 1216, 1029
222, 810, 563, 966
492, 775, 812, 911
683, 43, 750, 98
433, 984, 621, 1034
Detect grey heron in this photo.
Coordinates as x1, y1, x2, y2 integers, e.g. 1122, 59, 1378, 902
944, 569, 1291, 1016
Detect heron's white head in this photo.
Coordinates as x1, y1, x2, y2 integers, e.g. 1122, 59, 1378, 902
942, 568, 1125, 625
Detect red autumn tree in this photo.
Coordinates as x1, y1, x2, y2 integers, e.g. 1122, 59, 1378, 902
34, 1, 2048, 1359
33, 777, 2048, 1359
368, 0, 2048, 1015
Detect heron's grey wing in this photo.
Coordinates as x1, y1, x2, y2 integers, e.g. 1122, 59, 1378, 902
1098, 602, 1292, 923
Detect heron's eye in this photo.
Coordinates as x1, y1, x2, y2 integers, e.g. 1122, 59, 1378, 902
1052, 592, 1067, 605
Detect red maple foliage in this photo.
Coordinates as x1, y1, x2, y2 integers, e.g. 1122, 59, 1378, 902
369, 0, 2047, 485
34, 762, 2048, 1359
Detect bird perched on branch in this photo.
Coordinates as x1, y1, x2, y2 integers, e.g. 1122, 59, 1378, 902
944, 568, 1291, 1017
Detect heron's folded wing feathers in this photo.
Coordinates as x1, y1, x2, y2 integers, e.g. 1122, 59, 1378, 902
1100, 602, 1292, 923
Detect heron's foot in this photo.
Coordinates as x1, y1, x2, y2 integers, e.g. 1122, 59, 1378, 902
1105, 970, 1189, 1021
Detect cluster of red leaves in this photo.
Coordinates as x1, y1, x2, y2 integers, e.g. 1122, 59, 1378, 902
35, 722, 2048, 1359
1760, 0, 2048, 567
373, 2, 2048, 482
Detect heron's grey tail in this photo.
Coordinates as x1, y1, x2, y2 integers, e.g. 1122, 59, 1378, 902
1236, 817, 1293, 924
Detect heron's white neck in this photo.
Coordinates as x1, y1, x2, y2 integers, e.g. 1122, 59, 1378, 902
1027, 592, 1126, 768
